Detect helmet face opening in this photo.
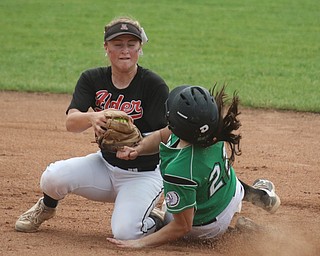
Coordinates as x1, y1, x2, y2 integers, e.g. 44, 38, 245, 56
166, 85, 219, 146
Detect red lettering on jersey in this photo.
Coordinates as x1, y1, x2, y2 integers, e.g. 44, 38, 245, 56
128, 101, 143, 119
110, 95, 124, 109
95, 90, 111, 111
94, 90, 143, 120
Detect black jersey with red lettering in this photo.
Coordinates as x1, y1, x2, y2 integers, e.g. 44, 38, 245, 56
67, 65, 169, 170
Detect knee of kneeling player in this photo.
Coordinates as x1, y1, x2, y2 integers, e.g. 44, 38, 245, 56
40, 165, 68, 200
112, 223, 143, 240
111, 215, 153, 240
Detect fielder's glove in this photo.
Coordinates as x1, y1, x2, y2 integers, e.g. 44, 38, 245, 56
96, 109, 142, 152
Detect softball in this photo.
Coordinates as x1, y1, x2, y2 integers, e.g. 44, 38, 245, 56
114, 117, 128, 123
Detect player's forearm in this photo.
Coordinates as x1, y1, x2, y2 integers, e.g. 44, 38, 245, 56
135, 130, 162, 155
136, 127, 171, 155
66, 111, 93, 133
138, 219, 190, 247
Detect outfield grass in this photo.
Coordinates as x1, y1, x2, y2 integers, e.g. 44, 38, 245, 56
1, 0, 319, 112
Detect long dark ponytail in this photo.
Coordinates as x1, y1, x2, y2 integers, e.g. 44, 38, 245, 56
209, 84, 242, 164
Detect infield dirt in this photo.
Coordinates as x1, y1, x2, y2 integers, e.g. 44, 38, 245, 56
1, 91, 319, 256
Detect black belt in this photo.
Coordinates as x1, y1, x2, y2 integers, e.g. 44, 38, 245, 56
193, 217, 217, 226
126, 167, 156, 172
114, 165, 157, 172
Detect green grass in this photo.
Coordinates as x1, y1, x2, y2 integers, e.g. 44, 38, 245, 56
1, 0, 319, 112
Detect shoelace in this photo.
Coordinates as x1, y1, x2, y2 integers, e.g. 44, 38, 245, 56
255, 181, 278, 209
20, 203, 45, 224
254, 180, 273, 192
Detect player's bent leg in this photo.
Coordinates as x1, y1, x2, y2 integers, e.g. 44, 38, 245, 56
40, 152, 114, 202
15, 152, 114, 233
111, 193, 163, 240
240, 179, 281, 213
15, 197, 56, 232
111, 169, 163, 240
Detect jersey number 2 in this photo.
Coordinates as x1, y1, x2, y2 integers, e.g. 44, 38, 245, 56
209, 146, 230, 197
209, 164, 225, 197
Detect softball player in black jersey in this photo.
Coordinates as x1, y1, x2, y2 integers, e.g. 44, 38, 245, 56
15, 16, 169, 240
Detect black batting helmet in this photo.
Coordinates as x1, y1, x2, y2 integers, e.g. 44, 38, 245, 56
165, 85, 219, 147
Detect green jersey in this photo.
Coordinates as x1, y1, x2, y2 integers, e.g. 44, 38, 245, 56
159, 134, 237, 226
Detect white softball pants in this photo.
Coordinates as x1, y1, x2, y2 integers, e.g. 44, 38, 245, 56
187, 178, 244, 239
40, 151, 163, 240
163, 178, 244, 239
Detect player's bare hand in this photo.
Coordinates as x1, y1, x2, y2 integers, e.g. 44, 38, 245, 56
90, 111, 108, 137
107, 237, 143, 248
116, 146, 138, 160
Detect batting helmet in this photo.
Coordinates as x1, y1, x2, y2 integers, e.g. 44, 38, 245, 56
165, 85, 219, 147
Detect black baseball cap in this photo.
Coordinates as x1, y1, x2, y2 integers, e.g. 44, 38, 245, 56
104, 22, 142, 41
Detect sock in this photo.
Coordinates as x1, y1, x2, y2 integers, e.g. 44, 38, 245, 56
240, 179, 267, 202
43, 193, 58, 208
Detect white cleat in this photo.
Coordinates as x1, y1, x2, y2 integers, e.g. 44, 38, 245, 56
252, 179, 281, 214
15, 197, 56, 232
149, 208, 165, 231
235, 216, 265, 232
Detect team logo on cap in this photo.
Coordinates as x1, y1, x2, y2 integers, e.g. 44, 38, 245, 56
120, 24, 129, 30
165, 191, 180, 207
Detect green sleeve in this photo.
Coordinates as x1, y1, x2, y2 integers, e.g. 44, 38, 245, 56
164, 182, 197, 213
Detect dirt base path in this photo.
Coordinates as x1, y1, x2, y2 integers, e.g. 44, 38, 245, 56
1, 91, 319, 256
